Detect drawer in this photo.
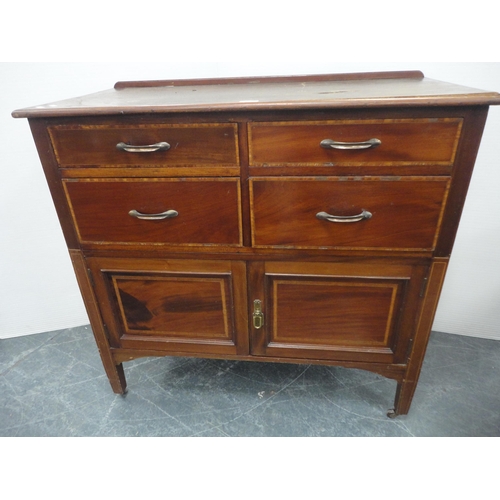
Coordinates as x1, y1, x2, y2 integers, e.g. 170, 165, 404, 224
248, 119, 462, 166
250, 177, 450, 251
49, 123, 239, 167
63, 178, 242, 246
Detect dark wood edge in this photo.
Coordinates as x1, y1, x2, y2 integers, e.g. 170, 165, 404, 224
28, 118, 80, 249
111, 346, 406, 382
70, 250, 127, 394
393, 258, 448, 415
114, 70, 425, 89
13, 93, 500, 119
435, 106, 490, 256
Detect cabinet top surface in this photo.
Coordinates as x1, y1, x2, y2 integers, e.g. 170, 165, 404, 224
12, 70, 500, 119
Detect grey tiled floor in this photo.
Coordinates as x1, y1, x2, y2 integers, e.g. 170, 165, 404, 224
1, 325, 499, 436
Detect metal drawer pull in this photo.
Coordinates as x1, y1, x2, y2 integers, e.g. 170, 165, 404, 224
316, 210, 372, 223
129, 209, 178, 221
116, 141, 171, 153
320, 138, 381, 150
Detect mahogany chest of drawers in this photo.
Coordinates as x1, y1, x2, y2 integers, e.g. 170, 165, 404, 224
13, 71, 500, 417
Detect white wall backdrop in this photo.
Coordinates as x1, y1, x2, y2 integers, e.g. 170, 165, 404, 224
1, 62, 499, 340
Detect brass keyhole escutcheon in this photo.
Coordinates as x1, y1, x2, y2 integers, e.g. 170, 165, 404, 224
253, 300, 264, 329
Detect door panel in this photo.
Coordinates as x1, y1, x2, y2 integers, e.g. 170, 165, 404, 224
250, 261, 426, 363
270, 277, 399, 346
113, 275, 232, 338
88, 257, 249, 355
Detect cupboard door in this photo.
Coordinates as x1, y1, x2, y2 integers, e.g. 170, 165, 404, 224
88, 257, 249, 356
249, 261, 427, 364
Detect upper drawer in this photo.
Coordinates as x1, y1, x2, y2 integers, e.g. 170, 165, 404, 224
250, 177, 450, 251
49, 123, 239, 167
248, 119, 462, 166
63, 178, 242, 247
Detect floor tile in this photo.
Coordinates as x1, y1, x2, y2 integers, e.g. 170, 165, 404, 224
1, 326, 499, 436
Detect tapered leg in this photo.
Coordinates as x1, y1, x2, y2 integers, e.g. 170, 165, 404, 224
389, 379, 416, 417
388, 259, 449, 417
105, 361, 127, 395
70, 250, 127, 394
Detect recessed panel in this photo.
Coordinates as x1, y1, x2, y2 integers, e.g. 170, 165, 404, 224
271, 278, 398, 347
113, 275, 232, 340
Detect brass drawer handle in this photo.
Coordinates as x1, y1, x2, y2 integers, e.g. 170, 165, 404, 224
117, 141, 171, 153
320, 138, 381, 150
129, 209, 178, 221
316, 210, 372, 223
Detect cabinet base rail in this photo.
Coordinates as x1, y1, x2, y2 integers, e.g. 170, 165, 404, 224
108, 348, 418, 417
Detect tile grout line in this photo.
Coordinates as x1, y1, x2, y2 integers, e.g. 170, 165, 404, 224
188, 365, 311, 437
0, 331, 63, 377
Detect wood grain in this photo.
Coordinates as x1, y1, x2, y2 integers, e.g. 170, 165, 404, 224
249, 260, 426, 364
63, 178, 242, 247
250, 177, 450, 251
114, 71, 426, 89
49, 123, 239, 167
88, 257, 249, 356
393, 258, 449, 415
12, 71, 500, 118
70, 250, 127, 394
270, 279, 400, 346
249, 118, 462, 167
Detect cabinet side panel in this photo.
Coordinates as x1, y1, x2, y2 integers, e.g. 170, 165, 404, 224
28, 119, 79, 249
435, 106, 489, 257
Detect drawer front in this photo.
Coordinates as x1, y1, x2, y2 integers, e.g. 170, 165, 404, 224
49, 123, 239, 167
250, 177, 450, 251
64, 178, 242, 246
248, 119, 462, 166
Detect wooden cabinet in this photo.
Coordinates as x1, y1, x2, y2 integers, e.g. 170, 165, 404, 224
13, 71, 500, 417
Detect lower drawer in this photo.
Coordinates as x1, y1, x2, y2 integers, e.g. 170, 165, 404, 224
63, 178, 242, 247
250, 176, 450, 251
